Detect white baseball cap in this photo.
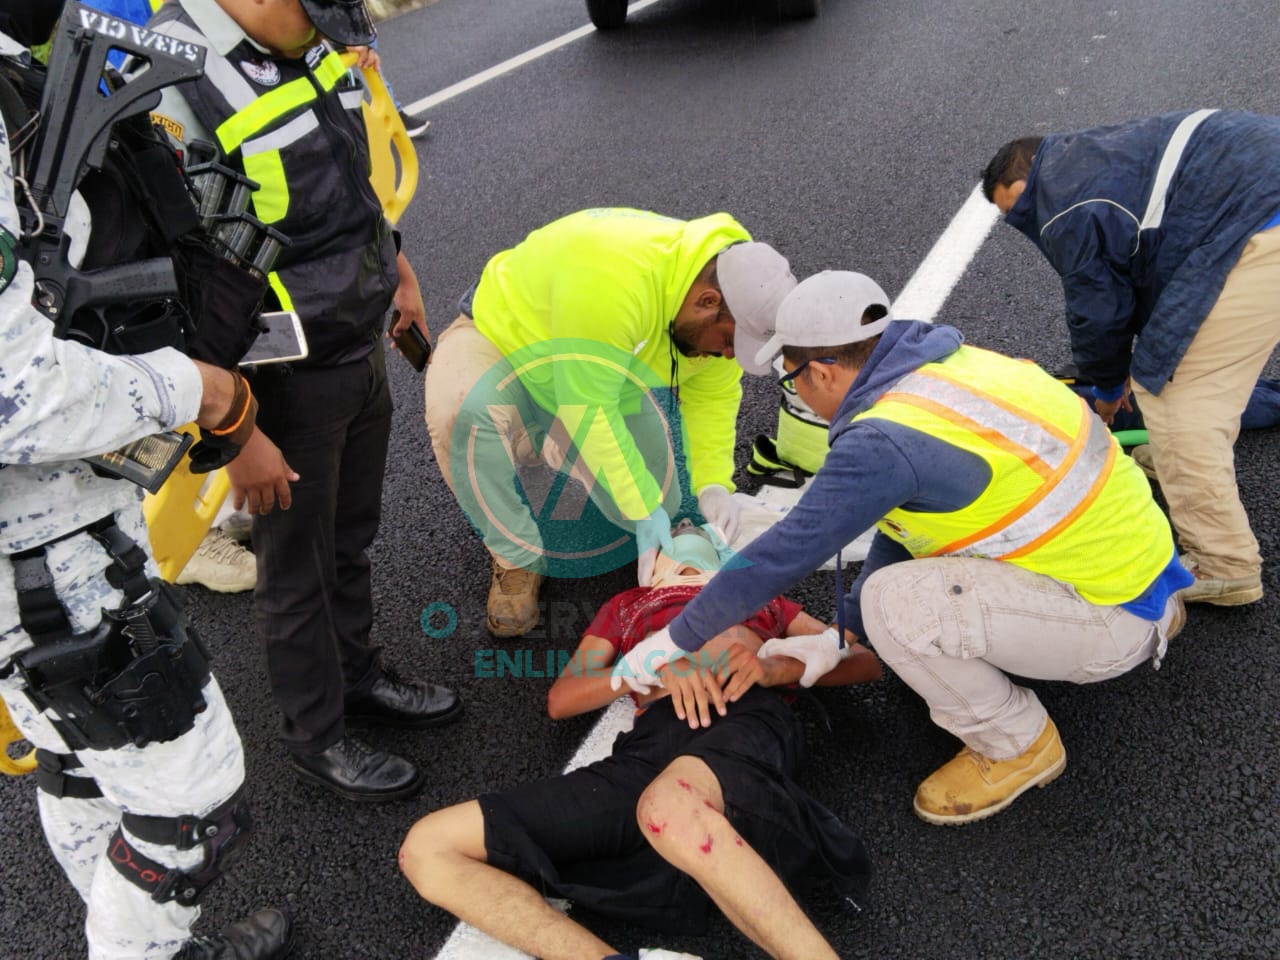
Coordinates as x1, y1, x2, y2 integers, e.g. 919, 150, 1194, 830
754, 271, 892, 368
716, 242, 798, 375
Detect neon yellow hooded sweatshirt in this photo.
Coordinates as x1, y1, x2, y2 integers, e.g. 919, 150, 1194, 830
471, 208, 749, 522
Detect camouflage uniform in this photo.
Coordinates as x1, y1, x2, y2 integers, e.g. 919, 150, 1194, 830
0, 98, 246, 959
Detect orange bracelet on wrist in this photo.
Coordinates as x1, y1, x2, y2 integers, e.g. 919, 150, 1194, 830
208, 372, 257, 447
209, 372, 249, 434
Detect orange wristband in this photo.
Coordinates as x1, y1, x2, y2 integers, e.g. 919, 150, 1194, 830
209, 373, 257, 447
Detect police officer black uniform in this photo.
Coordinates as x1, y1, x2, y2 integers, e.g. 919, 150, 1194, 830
145, 0, 461, 802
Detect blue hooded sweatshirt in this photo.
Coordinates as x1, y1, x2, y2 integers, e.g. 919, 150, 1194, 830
668, 320, 1186, 651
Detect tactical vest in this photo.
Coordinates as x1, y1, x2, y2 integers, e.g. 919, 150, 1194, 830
149, 5, 398, 367
854, 345, 1170, 606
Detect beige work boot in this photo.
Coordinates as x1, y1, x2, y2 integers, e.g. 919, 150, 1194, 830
175, 528, 257, 593
1179, 554, 1263, 606
486, 559, 543, 638
1164, 592, 1186, 642
913, 717, 1066, 826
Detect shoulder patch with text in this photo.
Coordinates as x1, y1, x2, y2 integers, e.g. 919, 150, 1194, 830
150, 112, 185, 141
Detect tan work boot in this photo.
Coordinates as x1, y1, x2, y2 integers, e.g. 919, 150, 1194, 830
1180, 558, 1263, 606
1165, 592, 1186, 642
175, 528, 257, 593
913, 717, 1066, 826
486, 559, 543, 638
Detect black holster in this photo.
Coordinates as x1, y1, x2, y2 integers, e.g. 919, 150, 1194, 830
10, 517, 212, 752
15, 582, 212, 751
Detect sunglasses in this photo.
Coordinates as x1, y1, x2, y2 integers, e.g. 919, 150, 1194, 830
778, 356, 836, 388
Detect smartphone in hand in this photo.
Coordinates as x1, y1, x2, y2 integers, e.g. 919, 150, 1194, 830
388, 311, 430, 372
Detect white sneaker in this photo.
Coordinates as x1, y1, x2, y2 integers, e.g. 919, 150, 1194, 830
638, 950, 704, 960
175, 529, 257, 593
398, 108, 430, 139
219, 510, 253, 543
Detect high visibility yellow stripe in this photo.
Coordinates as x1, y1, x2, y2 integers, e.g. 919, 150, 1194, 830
216, 78, 317, 153
313, 51, 350, 91
268, 272, 294, 311
243, 150, 288, 222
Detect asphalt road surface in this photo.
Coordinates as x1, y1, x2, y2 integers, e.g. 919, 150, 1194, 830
4, 1, 1279, 958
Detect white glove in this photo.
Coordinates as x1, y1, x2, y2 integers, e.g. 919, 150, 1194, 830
697, 484, 742, 542
609, 627, 693, 694
635, 507, 674, 586
757, 627, 847, 687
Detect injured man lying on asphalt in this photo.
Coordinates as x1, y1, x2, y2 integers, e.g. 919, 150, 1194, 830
398, 521, 882, 960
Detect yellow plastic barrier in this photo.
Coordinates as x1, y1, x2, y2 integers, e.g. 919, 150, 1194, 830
0, 698, 36, 776
339, 51, 419, 224
143, 436, 231, 582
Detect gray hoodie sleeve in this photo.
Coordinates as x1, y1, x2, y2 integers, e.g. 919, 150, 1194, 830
669, 417, 994, 650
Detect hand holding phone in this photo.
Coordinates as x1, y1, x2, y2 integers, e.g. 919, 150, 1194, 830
388, 310, 431, 372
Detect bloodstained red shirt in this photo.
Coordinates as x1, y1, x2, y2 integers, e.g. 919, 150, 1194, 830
585, 585, 803, 655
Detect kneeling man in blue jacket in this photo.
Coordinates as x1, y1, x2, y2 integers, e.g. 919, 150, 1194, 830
983, 111, 1280, 607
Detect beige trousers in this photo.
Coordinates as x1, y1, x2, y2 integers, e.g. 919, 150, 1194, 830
424, 316, 541, 569
1132, 225, 1280, 580
424, 316, 675, 572
861, 558, 1179, 760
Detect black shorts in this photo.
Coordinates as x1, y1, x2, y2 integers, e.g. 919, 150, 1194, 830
479, 688, 871, 934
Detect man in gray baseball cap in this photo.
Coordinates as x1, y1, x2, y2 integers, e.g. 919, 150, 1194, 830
615, 269, 1190, 828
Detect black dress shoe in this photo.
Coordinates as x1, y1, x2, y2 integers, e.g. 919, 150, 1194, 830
290, 736, 425, 802
175, 908, 293, 959
345, 668, 462, 729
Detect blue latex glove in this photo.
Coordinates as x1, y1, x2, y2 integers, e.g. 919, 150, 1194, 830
634, 507, 674, 586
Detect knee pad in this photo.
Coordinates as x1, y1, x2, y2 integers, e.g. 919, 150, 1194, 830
107, 787, 252, 906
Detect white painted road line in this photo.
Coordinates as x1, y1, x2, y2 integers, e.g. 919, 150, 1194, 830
891, 184, 1000, 323
403, 0, 667, 115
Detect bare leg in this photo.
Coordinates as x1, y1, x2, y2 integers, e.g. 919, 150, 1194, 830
636, 757, 838, 960
400, 801, 617, 960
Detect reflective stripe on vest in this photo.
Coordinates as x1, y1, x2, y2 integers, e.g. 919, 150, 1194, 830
267, 272, 294, 312
856, 346, 1173, 606
185, 48, 351, 226
877, 364, 1115, 560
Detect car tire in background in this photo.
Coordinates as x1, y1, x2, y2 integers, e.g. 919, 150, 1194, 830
777, 0, 821, 17
586, 0, 629, 29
